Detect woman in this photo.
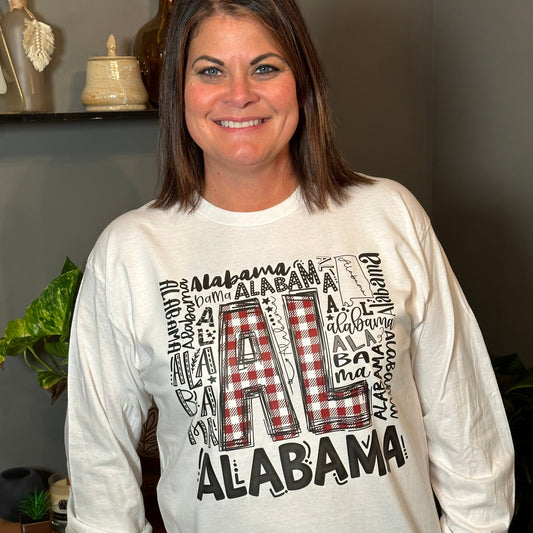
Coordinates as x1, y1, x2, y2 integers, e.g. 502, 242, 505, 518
66, 0, 514, 532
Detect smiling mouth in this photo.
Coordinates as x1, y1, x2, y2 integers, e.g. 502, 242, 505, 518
216, 119, 267, 129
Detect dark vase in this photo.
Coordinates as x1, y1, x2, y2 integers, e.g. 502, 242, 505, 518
0, 467, 45, 522
133, 0, 175, 108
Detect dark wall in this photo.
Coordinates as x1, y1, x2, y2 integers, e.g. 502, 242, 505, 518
432, 0, 533, 365
2, 0, 530, 480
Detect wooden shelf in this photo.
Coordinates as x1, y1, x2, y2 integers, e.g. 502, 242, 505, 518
0, 110, 159, 122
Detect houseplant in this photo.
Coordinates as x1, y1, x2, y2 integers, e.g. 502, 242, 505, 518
492, 352, 533, 532
0, 258, 164, 530
18, 489, 51, 532
0, 258, 82, 403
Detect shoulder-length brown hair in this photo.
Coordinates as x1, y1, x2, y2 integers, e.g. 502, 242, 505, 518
154, 0, 371, 212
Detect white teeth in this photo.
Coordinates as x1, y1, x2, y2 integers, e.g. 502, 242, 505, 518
218, 119, 264, 128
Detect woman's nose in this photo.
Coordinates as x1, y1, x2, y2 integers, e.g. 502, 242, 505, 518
223, 76, 259, 108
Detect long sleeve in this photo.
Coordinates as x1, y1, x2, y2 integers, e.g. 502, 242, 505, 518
411, 224, 514, 532
65, 265, 153, 533
63, 179, 515, 532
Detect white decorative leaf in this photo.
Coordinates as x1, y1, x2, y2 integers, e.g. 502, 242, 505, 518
22, 18, 55, 72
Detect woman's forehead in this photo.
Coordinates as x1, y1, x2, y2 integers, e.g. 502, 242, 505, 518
188, 13, 284, 55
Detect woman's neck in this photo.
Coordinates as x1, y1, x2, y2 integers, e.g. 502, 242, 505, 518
202, 159, 299, 212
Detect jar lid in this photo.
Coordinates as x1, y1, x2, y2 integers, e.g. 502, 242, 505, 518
88, 34, 137, 61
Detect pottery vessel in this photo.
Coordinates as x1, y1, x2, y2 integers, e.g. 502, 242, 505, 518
81, 34, 148, 111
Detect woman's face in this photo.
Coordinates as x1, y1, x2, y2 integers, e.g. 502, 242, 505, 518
184, 14, 299, 178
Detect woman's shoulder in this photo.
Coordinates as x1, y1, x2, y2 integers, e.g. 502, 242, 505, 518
350, 175, 426, 211
353, 175, 421, 203
86, 201, 178, 267
95, 202, 157, 240
104, 197, 193, 236
341, 175, 431, 233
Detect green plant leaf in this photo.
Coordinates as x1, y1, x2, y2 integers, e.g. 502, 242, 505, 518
44, 339, 70, 359
19, 489, 50, 521
0, 258, 81, 402
492, 353, 526, 376
61, 256, 79, 275
3, 317, 31, 338
37, 369, 64, 390
0, 336, 32, 357
0, 318, 37, 357
25, 268, 82, 338
506, 369, 533, 393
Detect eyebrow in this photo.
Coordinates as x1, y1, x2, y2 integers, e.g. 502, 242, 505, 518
250, 53, 287, 65
191, 55, 224, 67
191, 52, 287, 68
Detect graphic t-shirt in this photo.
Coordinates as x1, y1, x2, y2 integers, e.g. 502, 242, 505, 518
66, 178, 514, 533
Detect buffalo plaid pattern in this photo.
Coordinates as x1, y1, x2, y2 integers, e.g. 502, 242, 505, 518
284, 291, 371, 434
219, 300, 300, 451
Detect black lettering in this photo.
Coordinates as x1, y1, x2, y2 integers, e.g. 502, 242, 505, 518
197, 453, 225, 501
221, 455, 247, 499
249, 448, 285, 497
346, 430, 387, 477
279, 442, 313, 491
314, 436, 349, 486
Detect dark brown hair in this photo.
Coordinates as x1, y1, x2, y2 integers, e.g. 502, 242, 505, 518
154, 0, 371, 211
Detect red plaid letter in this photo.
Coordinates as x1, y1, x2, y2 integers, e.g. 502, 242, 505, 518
284, 291, 371, 434
219, 300, 300, 450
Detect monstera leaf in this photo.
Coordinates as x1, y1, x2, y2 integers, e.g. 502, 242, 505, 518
0, 258, 82, 403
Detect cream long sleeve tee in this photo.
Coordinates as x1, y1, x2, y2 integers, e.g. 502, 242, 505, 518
66, 178, 514, 533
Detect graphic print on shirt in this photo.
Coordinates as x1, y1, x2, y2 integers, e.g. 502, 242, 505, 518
159, 253, 407, 501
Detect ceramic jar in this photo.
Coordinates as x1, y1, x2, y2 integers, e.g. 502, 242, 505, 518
81, 34, 148, 111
